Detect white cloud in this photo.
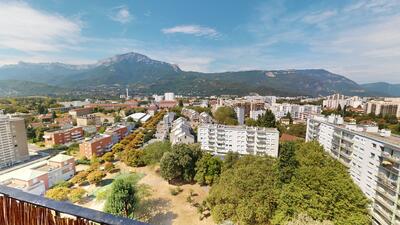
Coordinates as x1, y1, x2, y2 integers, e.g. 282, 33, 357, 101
0, 2, 82, 52
110, 6, 133, 24
303, 10, 337, 24
162, 25, 219, 38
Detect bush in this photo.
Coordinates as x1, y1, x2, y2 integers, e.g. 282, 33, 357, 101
122, 149, 146, 167
70, 171, 88, 185
87, 170, 106, 185
104, 162, 115, 172
45, 187, 70, 201
52, 180, 72, 188
68, 188, 86, 203
102, 152, 114, 162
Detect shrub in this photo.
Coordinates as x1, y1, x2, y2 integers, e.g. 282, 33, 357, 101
68, 188, 86, 203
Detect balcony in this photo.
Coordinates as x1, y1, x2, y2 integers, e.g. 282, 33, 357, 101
0, 185, 148, 225
382, 152, 400, 163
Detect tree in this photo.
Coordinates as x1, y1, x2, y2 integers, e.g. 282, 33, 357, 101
104, 179, 137, 218
285, 112, 293, 124
127, 117, 135, 123
104, 162, 115, 172
160, 144, 203, 183
114, 115, 122, 123
45, 187, 70, 201
102, 152, 114, 162
257, 109, 276, 128
87, 170, 106, 185
51, 111, 57, 120
273, 142, 371, 225
213, 107, 238, 125
70, 171, 88, 185
112, 143, 125, 153
122, 149, 146, 167
195, 153, 222, 185
142, 141, 171, 165
68, 188, 86, 203
245, 118, 258, 126
277, 142, 299, 185
207, 156, 279, 225
222, 151, 240, 171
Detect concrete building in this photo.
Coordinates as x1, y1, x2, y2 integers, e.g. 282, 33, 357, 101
181, 108, 200, 122
269, 103, 321, 120
198, 124, 279, 157
323, 93, 346, 109
235, 107, 245, 125
158, 100, 177, 109
199, 112, 212, 124
43, 127, 84, 147
76, 114, 101, 126
0, 114, 29, 168
365, 99, 400, 118
68, 107, 93, 119
164, 92, 175, 101
105, 125, 128, 145
250, 110, 265, 120
0, 154, 75, 195
306, 115, 400, 225
153, 94, 164, 102
79, 135, 112, 159
170, 118, 195, 145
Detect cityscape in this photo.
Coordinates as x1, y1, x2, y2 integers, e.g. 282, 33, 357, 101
0, 1, 400, 225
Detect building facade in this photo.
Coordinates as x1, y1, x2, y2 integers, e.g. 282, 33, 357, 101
306, 115, 400, 225
170, 118, 195, 145
198, 124, 279, 157
0, 115, 29, 168
365, 100, 400, 118
79, 135, 112, 159
43, 127, 84, 147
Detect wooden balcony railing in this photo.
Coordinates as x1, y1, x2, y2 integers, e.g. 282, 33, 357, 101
0, 185, 149, 225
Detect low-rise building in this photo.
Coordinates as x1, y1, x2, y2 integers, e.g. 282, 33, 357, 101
158, 100, 177, 109
43, 127, 84, 147
198, 124, 279, 157
69, 107, 93, 119
79, 135, 112, 159
76, 114, 101, 126
199, 112, 212, 124
0, 154, 75, 196
170, 118, 195, 145
181, 108, 200, 122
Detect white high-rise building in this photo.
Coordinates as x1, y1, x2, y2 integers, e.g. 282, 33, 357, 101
198, 124, 279, 157
235, 107, 245, 125
164, 92, 175, 101
306, 115, 400, 225
0, 114, 29, 168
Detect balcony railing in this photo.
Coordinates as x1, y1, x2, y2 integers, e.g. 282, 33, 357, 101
0, 185, 149, 225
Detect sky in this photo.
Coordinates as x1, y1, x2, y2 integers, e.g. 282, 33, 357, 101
0, 0, 400, 83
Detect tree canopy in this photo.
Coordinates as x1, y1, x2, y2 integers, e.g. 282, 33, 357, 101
160, 144, 203, 183
213, 107, 238, 125
104, 179, 137, 218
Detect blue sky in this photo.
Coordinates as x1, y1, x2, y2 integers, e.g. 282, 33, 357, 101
0, 0, 400, 83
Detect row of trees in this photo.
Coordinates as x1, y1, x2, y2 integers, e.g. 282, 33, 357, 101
207, 141, 371, 225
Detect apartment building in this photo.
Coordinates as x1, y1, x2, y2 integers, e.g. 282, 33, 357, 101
323, 94, 364, 110
306, 115, 400, 225
365, 99, 400, 118
198, 124, 279, 157
164, 92, 175, 101
105, 125, 128, 145
76, 114, 101, 126
199, 112, 212, 124
181, 108, 200, 122
170, 118, 195, 145
43, 127, 84, 147
268, 103, 321, 120
79, 135, 112, 159
0, 154, 75, 195
0, 114, 29, 168
68, 107, 93, 119
235, 107, 245, 125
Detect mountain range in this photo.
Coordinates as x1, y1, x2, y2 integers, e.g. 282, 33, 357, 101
0, 52, 397, 97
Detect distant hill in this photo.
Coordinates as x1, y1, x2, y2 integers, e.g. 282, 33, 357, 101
0, 52, 380, 97
0, 80, 65, 97
361, 82, 400, 97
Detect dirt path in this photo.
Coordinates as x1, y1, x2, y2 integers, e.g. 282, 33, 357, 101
134, 166, 215, 225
